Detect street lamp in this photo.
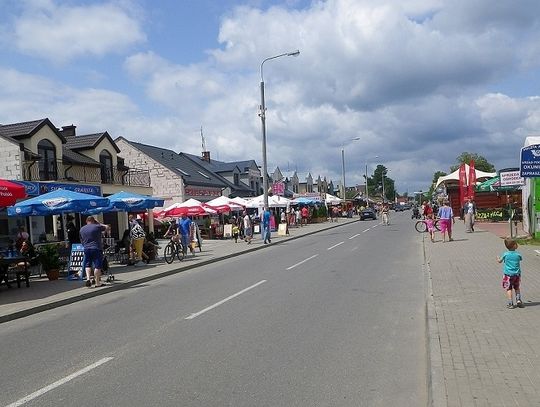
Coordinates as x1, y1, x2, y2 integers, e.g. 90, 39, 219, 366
260, 50, 300, 209
340, 137, 360, 199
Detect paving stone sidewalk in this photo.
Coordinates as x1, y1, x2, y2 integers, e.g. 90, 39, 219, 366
426, 221, 540, 407
0, 218, 358, 323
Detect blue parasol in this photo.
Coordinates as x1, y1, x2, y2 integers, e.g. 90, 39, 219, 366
7, 188, 109, 216
83, 191, 164, 214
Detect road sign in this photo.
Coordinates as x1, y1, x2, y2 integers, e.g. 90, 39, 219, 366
499, 170, 524, 187
520, 144, 540, 177
272, 182, 285, 196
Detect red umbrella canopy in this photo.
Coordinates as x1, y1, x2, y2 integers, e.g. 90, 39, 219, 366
0, 179, 26, 207
163, 199, 217, 217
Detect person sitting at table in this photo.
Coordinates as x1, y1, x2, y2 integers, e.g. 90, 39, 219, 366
16, 240, 39, 270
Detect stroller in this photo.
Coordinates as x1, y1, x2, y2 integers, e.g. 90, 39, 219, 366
102, 237, 115, 282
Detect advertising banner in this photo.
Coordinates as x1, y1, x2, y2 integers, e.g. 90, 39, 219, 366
458, 163, 467, 206
500, 170, 525, 187
468, 160, 476, 200
520, 144, 540, 177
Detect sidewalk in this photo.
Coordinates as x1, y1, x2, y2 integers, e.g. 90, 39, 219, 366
0, 218, 358, 323
426, 220, 540, 406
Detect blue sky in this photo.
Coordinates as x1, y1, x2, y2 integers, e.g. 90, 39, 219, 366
1, 0, 540, 194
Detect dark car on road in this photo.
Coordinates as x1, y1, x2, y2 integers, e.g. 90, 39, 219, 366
360, 207, 377, 220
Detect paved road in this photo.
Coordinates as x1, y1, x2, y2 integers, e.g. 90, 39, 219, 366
1, 213, 427, 407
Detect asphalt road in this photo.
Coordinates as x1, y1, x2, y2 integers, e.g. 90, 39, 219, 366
1, 212, 427, 407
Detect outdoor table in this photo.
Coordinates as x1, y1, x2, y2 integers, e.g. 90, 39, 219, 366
0, 255, 30, 289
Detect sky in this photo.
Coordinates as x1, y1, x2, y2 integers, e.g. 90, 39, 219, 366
1, 0, 540, 194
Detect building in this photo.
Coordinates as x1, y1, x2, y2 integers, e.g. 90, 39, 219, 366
0, 118, 151, 241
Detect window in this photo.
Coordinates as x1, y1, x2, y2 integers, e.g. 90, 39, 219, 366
176, 168, 190, 176
100, 150, 113, 184
38, 139, 57, 180
197, 171, 211, 179
234, 173, 239, 185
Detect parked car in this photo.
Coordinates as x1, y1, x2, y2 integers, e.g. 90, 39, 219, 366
394, 205, 404, 211
360, 207, 377, 220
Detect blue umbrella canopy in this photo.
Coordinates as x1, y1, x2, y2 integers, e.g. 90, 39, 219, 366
7, 188, 109, 216
84, 191, 165, 214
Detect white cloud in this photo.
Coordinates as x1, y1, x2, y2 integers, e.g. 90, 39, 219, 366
3, 0, 540, 193
11, 0, 145, 63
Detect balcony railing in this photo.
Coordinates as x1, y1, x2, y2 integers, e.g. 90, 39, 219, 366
22, 160, 151, 187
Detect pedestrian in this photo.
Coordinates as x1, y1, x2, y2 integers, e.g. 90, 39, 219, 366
426, 213, 435, 242
462, 196, 476, 233
295, 208, 301, 227
129, 215, 146, 264
381, 202, 390, 225
301, 206, 309, 226
280, 210, 286, 224
14, 225, 30, 250
232, 223, 240, 243
262, 206, 272, 244
66, 215, 80, 246
177, 213, 194, 256
437, 200, 455, 242
79, 216, 109, 288
497, 238, 524, 309
243, 211, 252, 244
423, 201, 433, 219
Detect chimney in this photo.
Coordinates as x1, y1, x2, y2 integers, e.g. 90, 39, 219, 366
61, 125, 76, 138
202, 151, 211, 162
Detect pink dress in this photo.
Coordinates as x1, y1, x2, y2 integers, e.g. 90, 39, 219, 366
426, 219, 435, 232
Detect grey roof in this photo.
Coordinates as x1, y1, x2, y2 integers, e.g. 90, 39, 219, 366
0, 118, 66, 142
62, 147, 100, 166
181, 153, 253, 193
183, 153, 258, 174
128, 142, 228, 188
65, 132, 121, 153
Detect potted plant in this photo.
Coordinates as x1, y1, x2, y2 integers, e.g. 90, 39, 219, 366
39, 244, 61, 280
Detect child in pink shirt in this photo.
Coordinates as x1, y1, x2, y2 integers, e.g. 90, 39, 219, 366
426, 214, 435, 242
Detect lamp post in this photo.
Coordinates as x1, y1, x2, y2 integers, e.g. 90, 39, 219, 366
260, 50, 300, 210
340, 137, 360, 200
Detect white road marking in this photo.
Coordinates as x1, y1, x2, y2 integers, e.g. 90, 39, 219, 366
535, 250, 540, 255
6, 357, 114, 407
327, 241, 345, 250
286, 254, 319, 270
349, 233, 361, 239
362, 229, 370, 233
185, 280, 267, 320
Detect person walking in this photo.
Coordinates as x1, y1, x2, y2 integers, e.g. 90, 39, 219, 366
381, 202, 390, 226
497, 238, 524, 309
79, 216, 109, 288
177, 213, 194, 256
437, 200, 455, 242
243, 211, 253, 244
463, 196, 476, 232
262, 206, 272, 244
129, 215, 146, 264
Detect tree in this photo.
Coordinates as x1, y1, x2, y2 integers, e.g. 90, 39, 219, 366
450, 152, 495, 173
427, 170, 447, 200
368, 165, 395, 201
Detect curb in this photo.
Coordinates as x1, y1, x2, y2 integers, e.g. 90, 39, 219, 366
0, 219, 360, 324
423, 234, 447, 407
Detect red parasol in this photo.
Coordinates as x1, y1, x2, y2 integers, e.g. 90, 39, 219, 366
163, 198, 217, 217
0, 179, 27, 207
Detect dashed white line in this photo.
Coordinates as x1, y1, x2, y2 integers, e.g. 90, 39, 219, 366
349, 233, 361, 240
6, 357, 114, 407
185, 280, 267, 320
362, 228, 370, 233
327, 241, 345, 250
286, 254, 319, 270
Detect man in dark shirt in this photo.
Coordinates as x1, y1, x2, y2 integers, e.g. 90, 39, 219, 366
79, 216, 109, 287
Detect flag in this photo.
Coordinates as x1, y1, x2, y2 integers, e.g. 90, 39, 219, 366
459, 163, 467, 207
468, 160, 476, 200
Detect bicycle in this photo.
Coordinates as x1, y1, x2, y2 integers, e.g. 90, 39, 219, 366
163, 235, 185, 264
415, 218, 441, 233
